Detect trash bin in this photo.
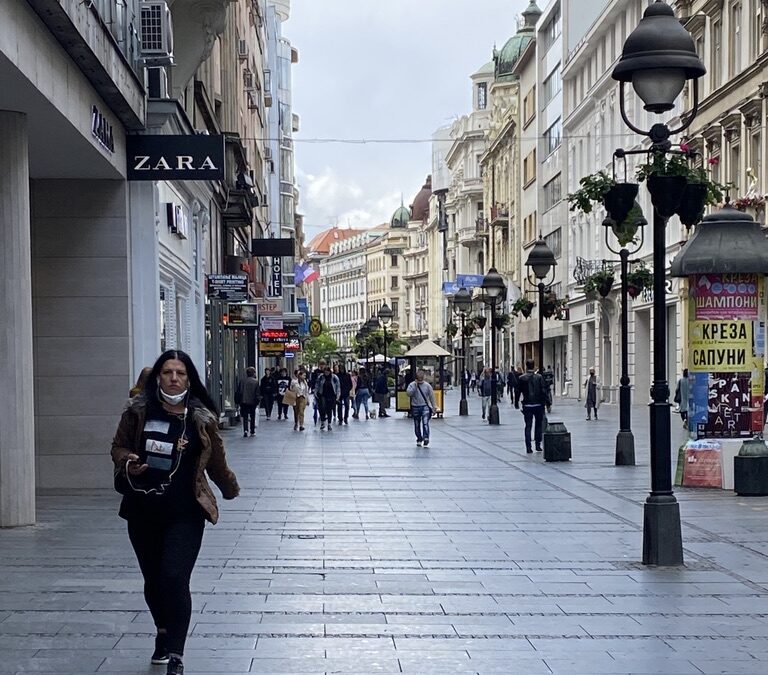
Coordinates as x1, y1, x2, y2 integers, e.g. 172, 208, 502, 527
543, 421, 571, 462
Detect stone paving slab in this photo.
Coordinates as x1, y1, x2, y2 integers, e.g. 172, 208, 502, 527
2, 393, 768, 672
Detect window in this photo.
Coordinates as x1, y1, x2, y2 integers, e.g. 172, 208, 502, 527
523, 150, 536, 186
729, 139, 741, 187
543, 174, 562, 212
545, 228, 562, 258
391, 300, 398, 320
476, 82, 487, 110
523, 86, 536, 127
540, 6, 561, 53
390, 254, 398, 267
391, 275, 399, 289
523, 211, 537, 243
730, 2, 742, 77
711, 18, 722, 89
541, 65, 561, 108
751, 2, 763, 60
543, 118, 562, 156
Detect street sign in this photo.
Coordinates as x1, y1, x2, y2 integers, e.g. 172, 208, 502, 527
207, 274, 248, 301
260, 316, 283, 330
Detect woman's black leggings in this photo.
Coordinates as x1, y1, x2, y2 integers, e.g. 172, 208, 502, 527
127, 517, 205, 655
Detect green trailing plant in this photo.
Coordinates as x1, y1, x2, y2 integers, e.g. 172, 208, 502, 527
635, 150, 732, 206
626, 265, 653, 299
446, 322, 458, 339
566, 170, 615, 214
462, 323, 476, 338
492, 313, 511, 330
542, 292, 568, 319
582, 278, 599, 300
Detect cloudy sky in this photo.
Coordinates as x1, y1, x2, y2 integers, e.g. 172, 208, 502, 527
287, 0, 530, 243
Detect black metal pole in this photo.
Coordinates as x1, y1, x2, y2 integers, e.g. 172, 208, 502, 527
643, 208, 683, 566
489, 300, 500, 424
616, 248, 636, 465
383, 325, 388, 363
538, 281, 545, 372
459, 313, 468, 416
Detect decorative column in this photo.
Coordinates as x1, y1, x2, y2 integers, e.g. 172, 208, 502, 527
0, 112, 35, 526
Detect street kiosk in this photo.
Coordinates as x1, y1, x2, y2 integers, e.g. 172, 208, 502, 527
395, 339, 451, 416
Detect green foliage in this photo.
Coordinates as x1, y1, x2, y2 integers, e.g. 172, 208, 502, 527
511, 297, 534, 317
566, 171, 615, 214
446, 322, 459, 339
626, 265, 653, 290
303, 326, 339, 364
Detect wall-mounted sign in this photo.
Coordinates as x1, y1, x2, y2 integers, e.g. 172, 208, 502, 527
309, 317, 322, 338
270, 256, 282, 296
207, 274, 248, 301
166, 203, 188, 239
91, 105, 114, 153
260, 316, 283, 331
254, 297, 281, 315
251, 238, 294, 257
127, 134, 225, 180
226, 303, 259, 327
456, 274, 484, 288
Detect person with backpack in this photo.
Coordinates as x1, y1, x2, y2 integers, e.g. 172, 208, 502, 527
313, 365, 340, 431
515, 359, 552, 453
235, 367, 260, 437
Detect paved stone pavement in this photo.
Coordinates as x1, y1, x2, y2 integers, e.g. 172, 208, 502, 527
2, 392, 768, 674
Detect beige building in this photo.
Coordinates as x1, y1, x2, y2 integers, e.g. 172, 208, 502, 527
366, 217, 409, 336
401, 177, 433, 346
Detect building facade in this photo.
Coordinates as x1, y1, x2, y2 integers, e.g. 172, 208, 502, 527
366, 218, 408, 334
401, 177, 433, 346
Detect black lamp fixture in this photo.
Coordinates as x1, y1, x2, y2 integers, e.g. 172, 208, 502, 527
481, 268, 507, 425
612, 0, 705, 567
452, 287, 473, 416
524, 236, 556, 377
377, 303, 394, 363
603, 207, 647, 468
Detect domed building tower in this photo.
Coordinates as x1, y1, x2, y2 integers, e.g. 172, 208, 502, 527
390, 202, 410, 229
410, 175, 432, 223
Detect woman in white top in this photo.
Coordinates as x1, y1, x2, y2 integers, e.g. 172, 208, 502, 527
290, 370, 310, 431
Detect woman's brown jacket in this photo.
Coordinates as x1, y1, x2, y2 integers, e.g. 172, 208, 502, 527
111, 395, 239, 524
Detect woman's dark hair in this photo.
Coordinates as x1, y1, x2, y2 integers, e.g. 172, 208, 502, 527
143, 349, 218, 415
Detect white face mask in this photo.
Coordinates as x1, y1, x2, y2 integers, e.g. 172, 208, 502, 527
159, 388, 188, 405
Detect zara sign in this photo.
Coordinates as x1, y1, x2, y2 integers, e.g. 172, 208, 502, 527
126, 135, 225, 180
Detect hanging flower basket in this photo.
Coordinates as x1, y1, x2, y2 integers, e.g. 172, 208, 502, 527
602, 183, 639, 225
647, 174, 687, 218
473, 315, 487, 329
512, 297, 534, 318
542, 291, 560, 319
675, 182, 708, 228
492, 313, 511, 330
566, 170, 615, 215
446, 322, 458, 339
462, 323, 476, 338
627, 283, 642, 299
625, 266, 653, 300
583, 278, 599, 301
587, 269, 615, 298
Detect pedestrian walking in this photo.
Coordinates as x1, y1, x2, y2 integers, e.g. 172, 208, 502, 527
479, 367, 492, 420
130, 366, 153, 397
314, 365, 340, 431
515, 359, 551, 453
111, 350, 239, 675
469, 370, 477, 392
235, 366, 260, 437
353, 367, 372, 419
374, 367, 391, 418
336, 365, 353, 425
543, 365, 555, 413
260, 368, 276, 420
289, 369, 309, 431
584, 367, 600, 420
406, 369, 437, 447
274, 368, 290, 420
506, 367, 518, 401
674, 368, 690, 430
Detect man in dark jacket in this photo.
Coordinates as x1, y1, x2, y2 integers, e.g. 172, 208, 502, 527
515, 359, 551, 453
507, 367, 518, 402
236, 367, 260, 437
314, 365, 340, 431
336, 365, 353, 425
374, 367, 390, 418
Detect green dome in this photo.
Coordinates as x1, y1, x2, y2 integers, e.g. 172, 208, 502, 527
494, 1, 541, 81
390, 205, 410, 229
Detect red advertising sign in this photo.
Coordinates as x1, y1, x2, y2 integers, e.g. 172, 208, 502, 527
692, 273, 759, 320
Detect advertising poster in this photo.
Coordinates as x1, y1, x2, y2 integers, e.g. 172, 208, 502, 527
692, 273, 759, 320
681, 439, 723, 488
707, 372, 755, 438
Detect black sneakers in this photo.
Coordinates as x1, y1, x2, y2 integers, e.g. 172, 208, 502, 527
151, 634, 169, 665
166, 656, 184, 674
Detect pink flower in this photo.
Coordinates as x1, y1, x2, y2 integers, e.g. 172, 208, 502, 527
708, 157, 720, 166
679, 142, 690, 152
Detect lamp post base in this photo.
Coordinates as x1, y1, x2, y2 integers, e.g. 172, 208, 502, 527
488, 403, 500, 425
615, 431, 636, 466
459, 398, 468, 416
642, 495, 684, 566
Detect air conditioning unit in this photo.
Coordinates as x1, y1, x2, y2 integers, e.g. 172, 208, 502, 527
243, 70, 255, 91
146, 66, 168, 98
140, 1, 174, 65
264, 147, 272, 160
237, 39, 248, 60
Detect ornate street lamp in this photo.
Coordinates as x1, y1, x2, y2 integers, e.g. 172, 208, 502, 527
603, 207, 647, 467
524, 236, 556, 374
612, 0, 705, 567
378, 303, 394, 364
481, 268, 507, 425
452, 287, 473, 416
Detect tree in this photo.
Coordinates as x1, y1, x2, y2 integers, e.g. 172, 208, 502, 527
302, 326, 338, 364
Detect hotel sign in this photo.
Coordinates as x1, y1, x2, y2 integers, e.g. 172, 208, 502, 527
127, 135, 225, 180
